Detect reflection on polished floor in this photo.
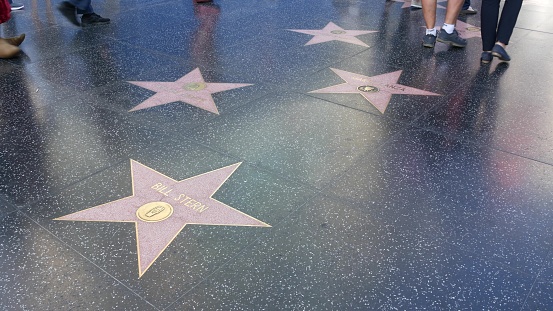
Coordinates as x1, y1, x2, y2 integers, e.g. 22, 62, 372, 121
1, 0, 553, 309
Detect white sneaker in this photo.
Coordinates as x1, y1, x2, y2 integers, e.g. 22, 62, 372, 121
460, 6, 478, 14
10, 2, 24, 10
411, 0, 422, 9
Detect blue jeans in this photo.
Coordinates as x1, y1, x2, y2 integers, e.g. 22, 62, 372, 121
462, 0, 470, 10
68, 0, 93, 14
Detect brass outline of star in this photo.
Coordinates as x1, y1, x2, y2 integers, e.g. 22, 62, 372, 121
127, 68, 252, 114
287, 22, 377, 47
309, 68, 441, 113
55, 160, 270, 277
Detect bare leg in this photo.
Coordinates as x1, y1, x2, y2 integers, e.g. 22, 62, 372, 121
422, 0, 436, 29
444, 0, 464, 25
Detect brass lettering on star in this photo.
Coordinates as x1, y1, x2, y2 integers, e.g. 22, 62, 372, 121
331, 30, 346, 35
151, 182, 174, 196
183, 82, 207, 91
150, 183, 211, 213
385, 84, 405, 92
357, 85, 380, 93
174, 194, 210, 213
136, 202, 174, 222
351, 76, 371, 83
466, 26, 480, 32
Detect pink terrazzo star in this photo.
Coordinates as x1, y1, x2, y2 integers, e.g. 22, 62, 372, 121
127, 68, 252, 114
392, 0, 446, 9
310, 68, 440, 113
288, 22, 377, 47
55, 160, 270, 277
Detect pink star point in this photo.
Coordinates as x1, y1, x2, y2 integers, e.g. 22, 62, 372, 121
310, 68, 441, 113
56, 160, 270, 277
288, 22, 377, 47
127, 68, 252, 114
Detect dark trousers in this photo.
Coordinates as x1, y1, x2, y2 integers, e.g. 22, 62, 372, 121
68, 0, 94, 14
480, 0, 523, 51
463, 0, 470, 10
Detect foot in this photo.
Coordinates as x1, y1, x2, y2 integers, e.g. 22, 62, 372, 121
422, 34, 436, 48
460, 6, 477, 14
58, 1, 80, 26
491, 44, 511, 61
81, 13, 110, 27
410, 0, 422, 9
0, 39, 20, 59
2, 34, 25, 46
10, 2, 24, 10
480, 51, 492, 64
437, 28, 467, 48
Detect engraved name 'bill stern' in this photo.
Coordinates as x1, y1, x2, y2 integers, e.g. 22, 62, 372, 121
55, 160, 270, 277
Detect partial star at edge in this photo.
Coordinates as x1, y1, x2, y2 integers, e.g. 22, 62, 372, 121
127, 68, 252, 114
288, 22, 377, 47
310, 68, 441, 113
55, 160, 270, 278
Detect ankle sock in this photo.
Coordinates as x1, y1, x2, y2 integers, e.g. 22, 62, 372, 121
443, 23, 455, 34
425, 28, 437, 36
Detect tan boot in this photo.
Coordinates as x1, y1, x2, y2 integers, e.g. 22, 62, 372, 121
0, 39, 20, 59
2, 33, 26, 46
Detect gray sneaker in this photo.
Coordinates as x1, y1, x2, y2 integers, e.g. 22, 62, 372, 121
422, 34, 436, 48
437, 29, 467, 47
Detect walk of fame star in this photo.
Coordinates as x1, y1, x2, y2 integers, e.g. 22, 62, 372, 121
392, 0, 446, 9
127, 68, 252, 114
288, 22, 377, 47
55, 160, 270, 277
310, 68, 440, 113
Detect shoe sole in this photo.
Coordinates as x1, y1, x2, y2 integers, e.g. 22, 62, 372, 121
436, 38, 466, 48
81, 22, 110, 27
491, 52, 510, 61
423, 43, 435, 48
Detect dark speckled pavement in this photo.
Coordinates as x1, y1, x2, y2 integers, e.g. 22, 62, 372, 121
1, 0, 553, 309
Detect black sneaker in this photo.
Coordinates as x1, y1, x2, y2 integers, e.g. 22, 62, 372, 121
422, 34, 436, 48
437, 28, 467, 48
81, 13, 110, 27
58, 1, 79, 26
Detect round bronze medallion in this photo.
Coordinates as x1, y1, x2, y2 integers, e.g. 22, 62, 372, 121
184, 82, 207, 91
136, 202, 174, 222
357, 85, 380, 93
